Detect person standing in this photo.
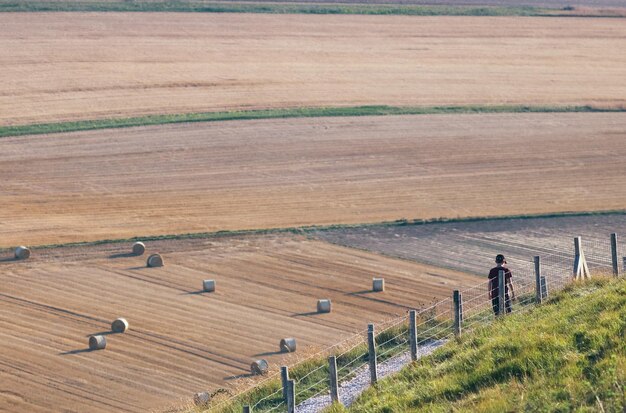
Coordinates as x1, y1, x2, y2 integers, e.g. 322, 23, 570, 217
488, 254, 515, 315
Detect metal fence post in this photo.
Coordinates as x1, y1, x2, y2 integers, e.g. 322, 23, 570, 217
367, 323, 378, 384
498, 269, 506, 316
574, 236, 590, 279
287, 379, 295, 413
329, 355, 340, 404
611, 233, 619, 276
534, 256, 543, 304
409, 310, 418, 361
453, 290, 462, 337
281, 366, 289, 404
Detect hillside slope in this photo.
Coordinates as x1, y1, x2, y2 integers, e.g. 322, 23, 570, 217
329, 277, 626, 412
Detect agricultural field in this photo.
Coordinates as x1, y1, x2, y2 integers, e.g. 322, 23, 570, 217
0, 234, 480, 413
1, 13, 626, 126
1, 112, 626, 248
316, 214, 626, 277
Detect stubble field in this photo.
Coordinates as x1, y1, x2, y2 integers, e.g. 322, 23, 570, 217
1, 13, 625, 126
0, 234, 479, 413
1, 112, 625, 248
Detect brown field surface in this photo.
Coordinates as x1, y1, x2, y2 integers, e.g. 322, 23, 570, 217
1, 112, 626, 248
0, 234, 479, 413
1, 13, 626, 126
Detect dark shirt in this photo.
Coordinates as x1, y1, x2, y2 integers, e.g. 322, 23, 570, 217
488, 266, 512, 296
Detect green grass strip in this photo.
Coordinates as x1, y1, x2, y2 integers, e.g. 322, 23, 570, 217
2, 105, 625, 139
5, 208, 625, 252
0, 1, 562, 16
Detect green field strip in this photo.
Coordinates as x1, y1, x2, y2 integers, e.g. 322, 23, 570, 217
0, 1, 569, 16
3, 209, 624, 252
2, 105, 625, 139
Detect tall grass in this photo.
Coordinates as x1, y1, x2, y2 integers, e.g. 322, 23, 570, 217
329, 277, 626, 412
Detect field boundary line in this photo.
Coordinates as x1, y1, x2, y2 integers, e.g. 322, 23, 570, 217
5, 209, 626, 252
1, 104, 625, 139
2, 1, 626, 17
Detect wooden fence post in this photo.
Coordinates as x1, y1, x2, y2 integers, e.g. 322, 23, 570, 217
498, 269, 506, 316
367, 323, 378, 384
243, 406, 251, 413
409, 310, 418, 361
574, 236, 590, 280
281, 366, 289, 404
329, 355, 340, 404
453, 290, 462, 337
611, 233, 619, 276
287, 379, 295, 413
534, 256, 542, 304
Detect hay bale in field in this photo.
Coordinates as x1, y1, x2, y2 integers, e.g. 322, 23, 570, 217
111, 318, 129, 333
251, 359, 269, 375
14, 246, 31, 260
317, 299, 331, 313
193, 391, 211, 406
202, 279, 216, 293
372, 278, 385, 292
146, 253, 163, 267
132, 242, 145, 256
279, 337, 297, 353
89, 335, 106, 350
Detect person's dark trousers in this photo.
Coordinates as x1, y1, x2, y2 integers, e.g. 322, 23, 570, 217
491, 291, 512, 315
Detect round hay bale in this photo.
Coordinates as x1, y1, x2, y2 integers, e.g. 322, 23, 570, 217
193, 391, 211, 406
89, 335, 106, 350
279, 337, 297, 353
203, 279, 216, 293
372, 278, 385, 292
132, 242, 146, 256
14, 246, 31, 260
146, 253, 163, 268
317, 299, 331, 313
250, 359, 269, 375
111, 318, 129, 333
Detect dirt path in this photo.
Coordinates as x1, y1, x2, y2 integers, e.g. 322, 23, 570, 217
0, 234, 479, 413
1, 13, 625, 125
1, 113, 625, 247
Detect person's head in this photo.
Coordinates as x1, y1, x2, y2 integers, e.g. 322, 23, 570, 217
495, 254, 507, 265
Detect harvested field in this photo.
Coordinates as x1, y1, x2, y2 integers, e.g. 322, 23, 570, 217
1, 113, 626, 248
0, 234, 479, 413
1, 13, 626, 126
316, 214, 626, 278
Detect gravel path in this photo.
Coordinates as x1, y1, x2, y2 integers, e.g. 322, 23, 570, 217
296, 340, 446, 413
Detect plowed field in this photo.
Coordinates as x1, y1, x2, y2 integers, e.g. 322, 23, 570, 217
1, 13, 625, 125
1, 112, 626, 248
0, 234, 479, 413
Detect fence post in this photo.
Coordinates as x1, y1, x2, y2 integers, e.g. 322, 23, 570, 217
287, 379, 295, 413
534, 256, 543, 304
243, 406, 251, 413
329, 355, 340, 404
367, 323, 378, 384
611, 233, 619, 276
409, 310, 418, 361
573, 236, 590, 280
281, 366, 289, 404
453, 290, 462, 337
541, 276, 549, 299
498, 269, 506, 316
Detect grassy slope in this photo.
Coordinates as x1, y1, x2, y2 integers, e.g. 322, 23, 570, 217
2, 105, 625, 139
328, 277, 626, 413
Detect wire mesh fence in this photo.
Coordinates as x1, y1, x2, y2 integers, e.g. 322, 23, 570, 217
205, 232, 623, 413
